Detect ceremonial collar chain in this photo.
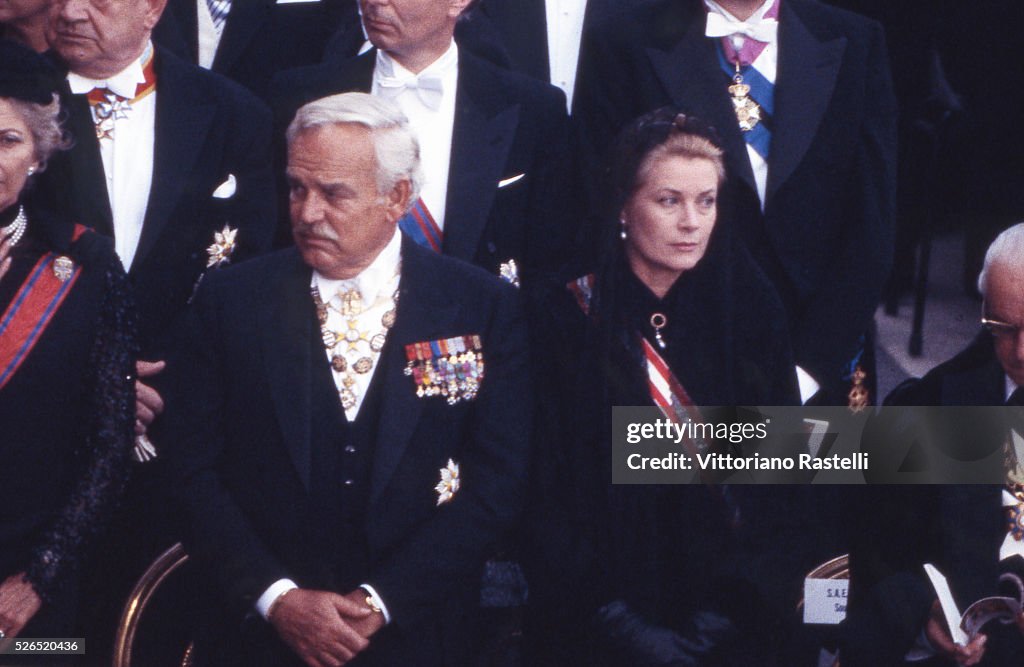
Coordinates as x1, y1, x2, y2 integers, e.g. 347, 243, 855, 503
311, 281, 399, 411
1, 205, 27, 248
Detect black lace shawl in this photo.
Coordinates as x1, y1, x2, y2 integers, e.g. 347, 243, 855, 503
11, 211, 138, 604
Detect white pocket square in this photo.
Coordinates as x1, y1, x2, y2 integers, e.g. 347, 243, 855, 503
497, 173, 525, 188
212, 174, 236, 199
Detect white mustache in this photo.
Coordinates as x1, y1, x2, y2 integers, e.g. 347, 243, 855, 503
296, 224, 339, 242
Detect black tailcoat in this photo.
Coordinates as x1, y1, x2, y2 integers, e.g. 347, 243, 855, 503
38, 47, 276, 355
154, 0, 351, 101
272, 48, 573, 278
844, 335, 1021, 666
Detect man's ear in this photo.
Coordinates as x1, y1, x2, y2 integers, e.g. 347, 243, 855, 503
142, 0, 169, 31
386, 179, 413, 223
448, 0, 474, 20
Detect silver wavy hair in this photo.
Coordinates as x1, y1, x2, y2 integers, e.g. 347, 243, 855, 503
286, 92, 423, 211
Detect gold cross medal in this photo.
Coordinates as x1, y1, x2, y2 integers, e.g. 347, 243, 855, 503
729, 68, 761, 132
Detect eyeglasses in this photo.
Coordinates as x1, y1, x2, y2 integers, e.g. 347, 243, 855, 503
982, 316, 1022, 339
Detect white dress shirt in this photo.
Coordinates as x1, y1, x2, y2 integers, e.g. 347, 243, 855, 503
256, 229, 403, 625
67, 44, 156, 271
371, 43, 458, 230
704, 0, 777, 209
313, 228, 402, 422
544, 0, 587, 111
196, 0, 227, 69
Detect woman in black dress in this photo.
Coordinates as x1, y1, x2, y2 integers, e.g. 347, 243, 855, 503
0, 40, 135, 644
524, 108, 803, 665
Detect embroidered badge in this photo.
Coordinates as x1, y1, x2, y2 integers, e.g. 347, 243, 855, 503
206, 225, 238, 268
499, 259, 520, 288
52, 256, 75, 283
435, 459, 460, 506
404, 335, 484, 404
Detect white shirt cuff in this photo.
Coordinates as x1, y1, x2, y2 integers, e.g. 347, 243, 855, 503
360, 583, 391, 624
256, 578, 299, 620
795, 365, 821, 404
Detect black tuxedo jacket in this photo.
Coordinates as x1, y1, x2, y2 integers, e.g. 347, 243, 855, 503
887, 333, 1006, 408
474, 0, 649, 84
572, 0, 897, 397
154, 0, 350, 101
38, 47, 276, 355
843, 335, 1019, 666
272, 48, 573, 278
156, 237, 531, 664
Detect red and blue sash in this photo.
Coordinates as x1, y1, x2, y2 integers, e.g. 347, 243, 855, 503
0, 227, 86, 391
398, 197, 443, 253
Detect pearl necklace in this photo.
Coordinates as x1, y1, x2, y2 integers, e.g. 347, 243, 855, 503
1, 206, 27, 247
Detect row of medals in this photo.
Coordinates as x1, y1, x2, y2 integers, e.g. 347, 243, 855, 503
312, 284, 397, 411
404, 339, 484, 405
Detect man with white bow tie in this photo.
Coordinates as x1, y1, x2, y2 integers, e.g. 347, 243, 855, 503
573, 0, 897, 408
273, 0, 573, 283
35, 0, 276, 658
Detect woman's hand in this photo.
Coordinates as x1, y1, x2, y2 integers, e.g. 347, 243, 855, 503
0, 573, 42, 639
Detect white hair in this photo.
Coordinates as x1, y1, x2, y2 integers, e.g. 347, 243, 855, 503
286, 92, 423, 210
978, 222, 1024, 295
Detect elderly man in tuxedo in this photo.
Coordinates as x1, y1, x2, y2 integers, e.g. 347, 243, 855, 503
40, 0, 276, 442
844, 223, 1024, 667
157, 92, 531, 666
273, 0, 572, 282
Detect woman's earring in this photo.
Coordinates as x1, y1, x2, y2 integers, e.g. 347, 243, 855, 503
619, 219, 627, 240
27, 166, 35, 176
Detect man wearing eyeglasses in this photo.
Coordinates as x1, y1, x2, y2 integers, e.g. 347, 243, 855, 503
842, 223, 1024, 666
885, 222, 1024, 408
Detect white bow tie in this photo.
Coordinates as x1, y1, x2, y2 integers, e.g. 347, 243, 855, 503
68, 69, 142, 99
376, 73, 444, 111
705, 12, 778, 45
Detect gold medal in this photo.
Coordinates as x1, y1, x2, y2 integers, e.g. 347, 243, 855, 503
729, 62, 761, 132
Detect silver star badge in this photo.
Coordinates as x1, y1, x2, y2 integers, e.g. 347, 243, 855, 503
434, 459, 460, 506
